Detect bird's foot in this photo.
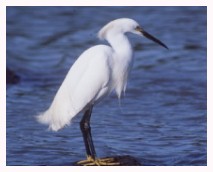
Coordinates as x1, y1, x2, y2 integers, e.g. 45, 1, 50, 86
77, 156, 120, 166
77, 156, 94, 165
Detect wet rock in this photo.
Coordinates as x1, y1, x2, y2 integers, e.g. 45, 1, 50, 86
6, 67, 20, 84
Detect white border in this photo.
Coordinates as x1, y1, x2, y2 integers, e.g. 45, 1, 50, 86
0, 1, 6, 168
0, 0, 208, 6
1, 0, 211, 172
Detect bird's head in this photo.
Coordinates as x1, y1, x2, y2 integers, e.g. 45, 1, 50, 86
98, 18, 168, 49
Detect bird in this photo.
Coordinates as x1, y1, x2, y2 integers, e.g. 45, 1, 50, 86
37, 18, 168, 165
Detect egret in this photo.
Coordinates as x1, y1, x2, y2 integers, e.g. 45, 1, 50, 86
37, 18, 168, 165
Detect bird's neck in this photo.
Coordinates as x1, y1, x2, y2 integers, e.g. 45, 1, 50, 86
107, 33, 133, 58
106, 33, 134, 98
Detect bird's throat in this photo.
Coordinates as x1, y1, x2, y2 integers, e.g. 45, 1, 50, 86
107, 33, 133, 58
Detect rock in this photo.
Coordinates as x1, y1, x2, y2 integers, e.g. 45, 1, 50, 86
6, 67, 20, 84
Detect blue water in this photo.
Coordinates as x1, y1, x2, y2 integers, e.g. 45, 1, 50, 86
6, 6, 207, 166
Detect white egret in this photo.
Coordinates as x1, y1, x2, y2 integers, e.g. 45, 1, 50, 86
37, 18, 168, 165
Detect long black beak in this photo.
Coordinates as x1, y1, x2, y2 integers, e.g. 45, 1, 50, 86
137, 27, 168, 49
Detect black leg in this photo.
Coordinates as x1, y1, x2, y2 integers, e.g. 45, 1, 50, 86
78, 106, 121, 166
80, 106, 96, 160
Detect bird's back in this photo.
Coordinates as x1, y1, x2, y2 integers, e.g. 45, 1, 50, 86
37, 45, 114, 131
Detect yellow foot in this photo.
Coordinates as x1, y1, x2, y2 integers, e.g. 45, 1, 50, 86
77, 156, 120, 166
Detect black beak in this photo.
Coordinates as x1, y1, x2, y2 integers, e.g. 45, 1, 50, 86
137, 27, 168, 49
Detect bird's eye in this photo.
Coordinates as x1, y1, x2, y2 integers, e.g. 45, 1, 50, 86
135, 26, 142, 31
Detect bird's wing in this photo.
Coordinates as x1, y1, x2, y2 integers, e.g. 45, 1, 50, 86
68, 45, 113, 113
37, 45, 113, 131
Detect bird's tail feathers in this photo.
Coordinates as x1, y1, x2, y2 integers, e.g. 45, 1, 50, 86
36, 109, 71, 131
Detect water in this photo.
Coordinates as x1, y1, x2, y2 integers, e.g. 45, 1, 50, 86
6, 7, 207, 166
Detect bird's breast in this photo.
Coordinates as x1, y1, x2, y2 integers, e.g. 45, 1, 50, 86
111, 54, 133, 98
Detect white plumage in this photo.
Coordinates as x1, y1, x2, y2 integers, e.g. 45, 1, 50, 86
37, 18, 168, 132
